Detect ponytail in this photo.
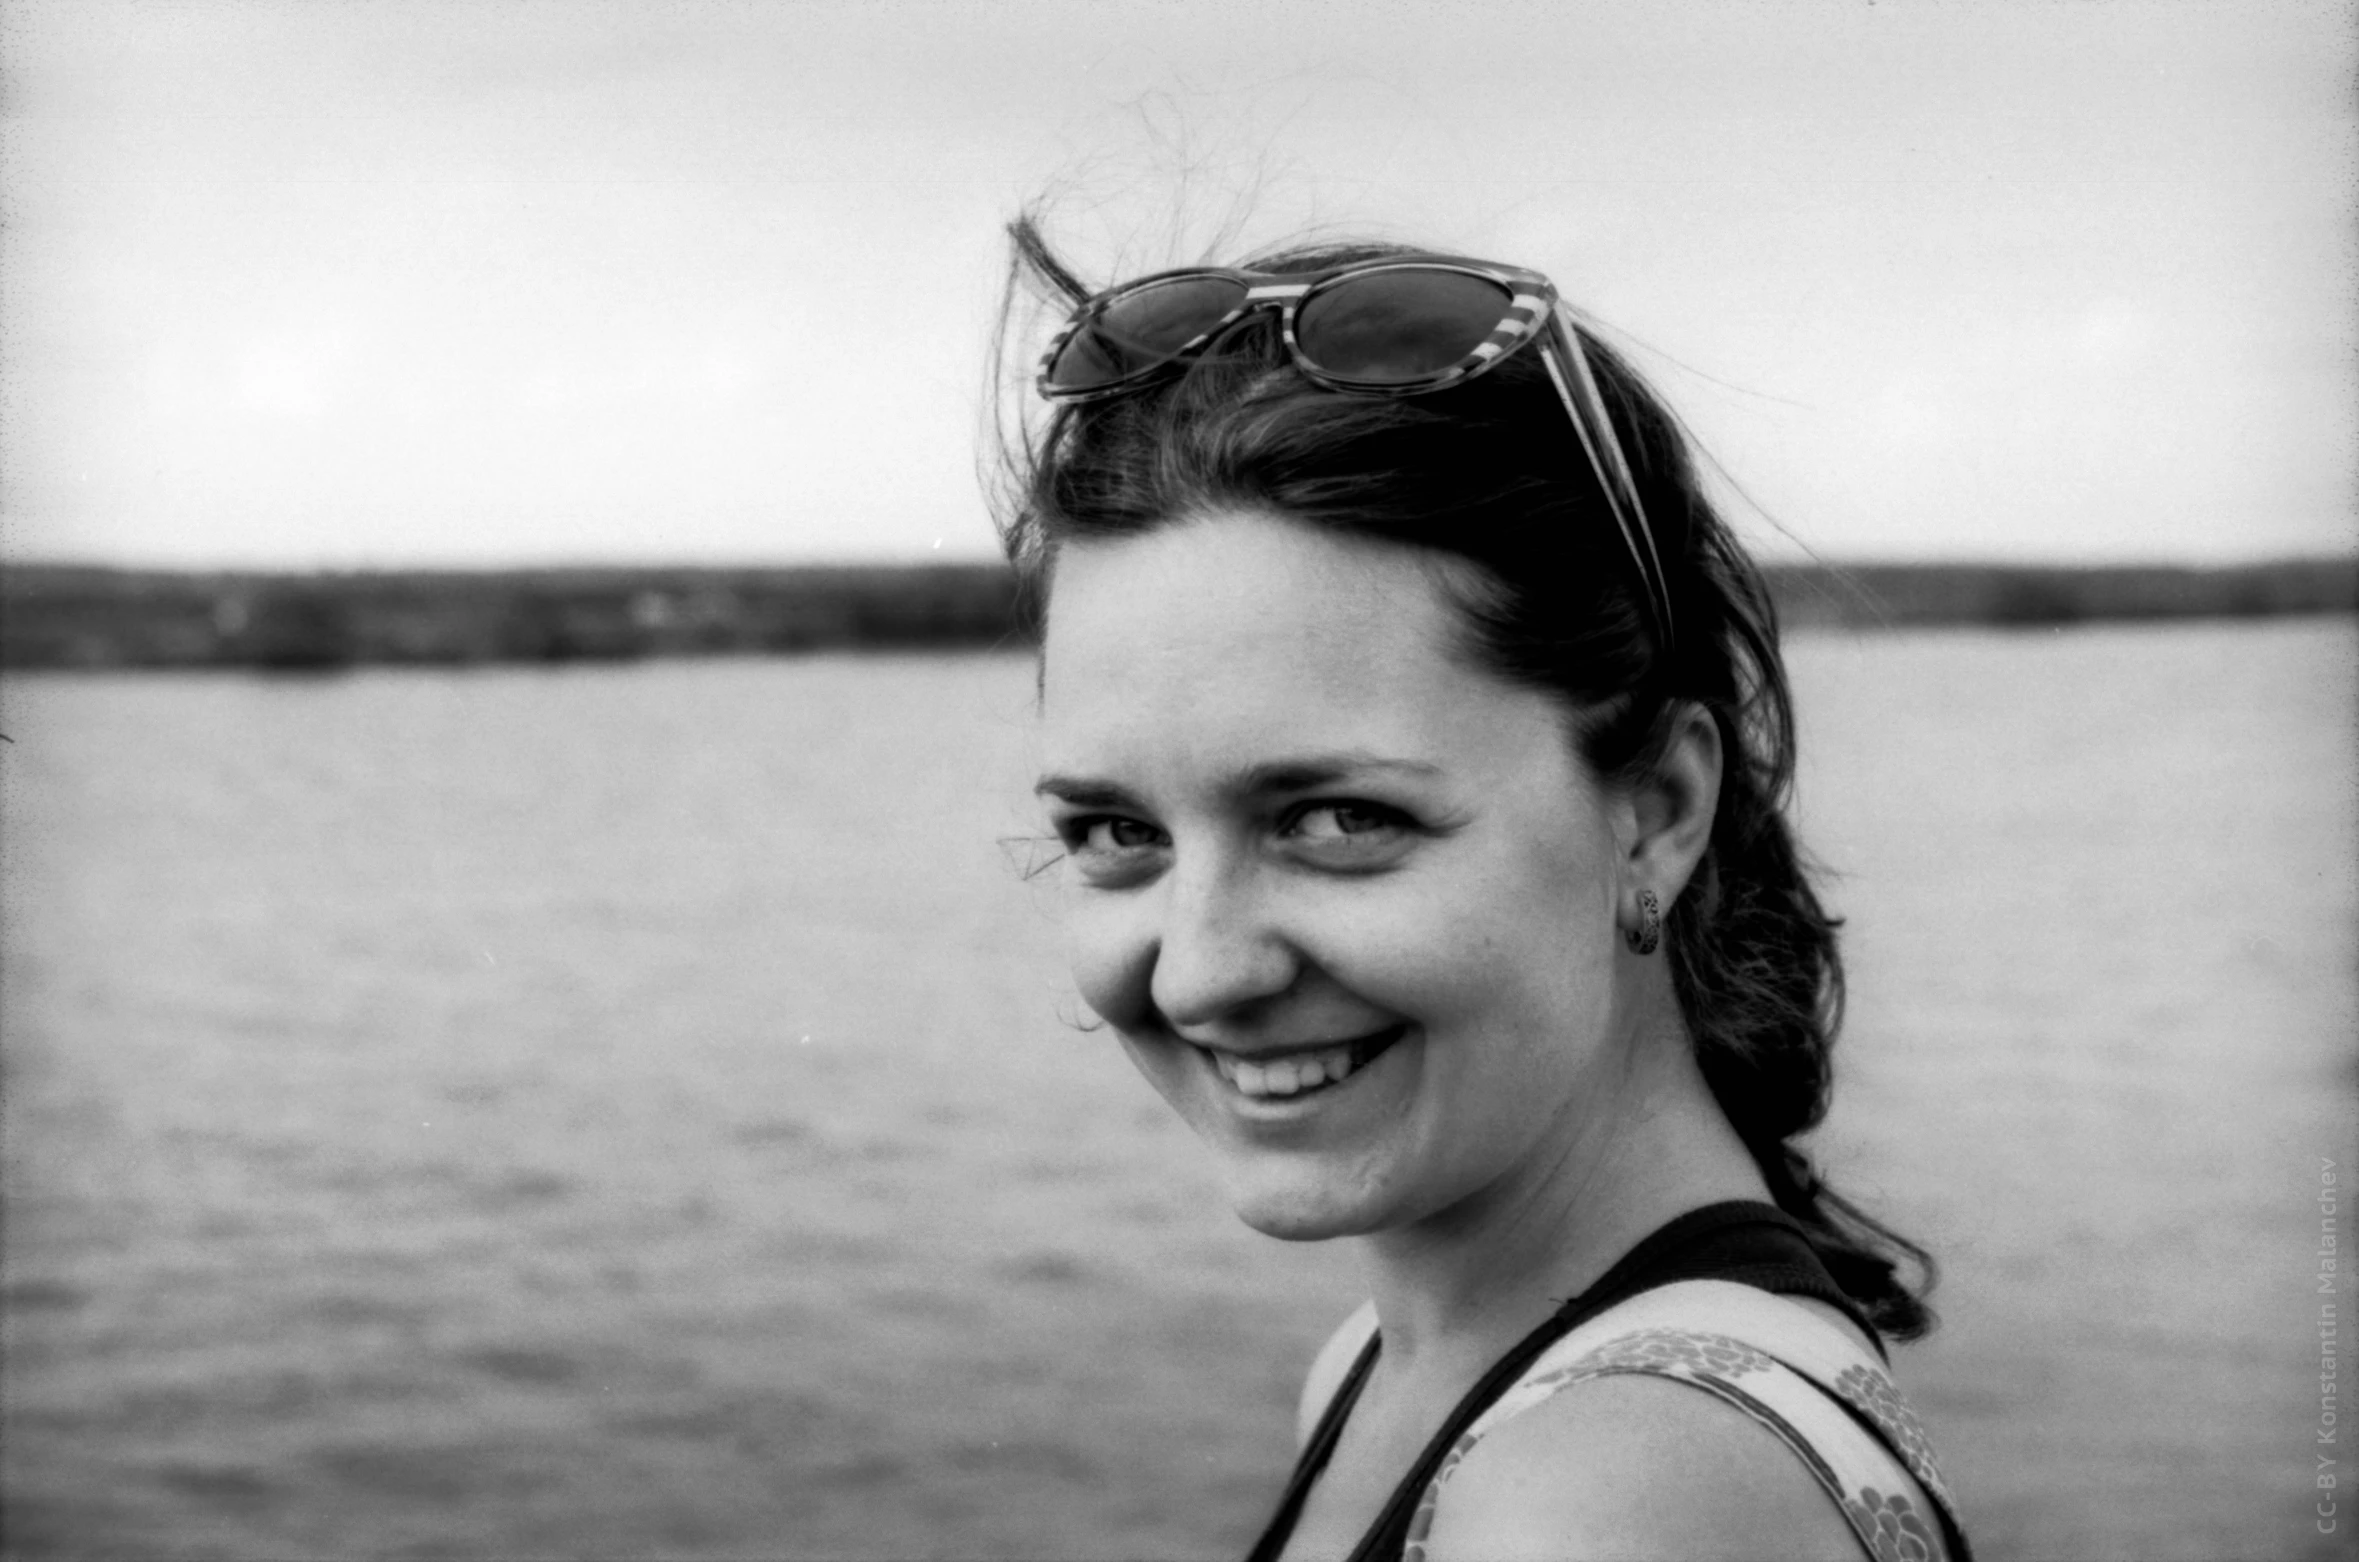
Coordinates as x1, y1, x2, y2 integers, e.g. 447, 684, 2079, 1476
1626, 417, 1937, 1341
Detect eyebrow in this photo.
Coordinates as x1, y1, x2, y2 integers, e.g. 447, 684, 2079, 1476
1032, 777, 1139, 808
1034, 751, 1444, 804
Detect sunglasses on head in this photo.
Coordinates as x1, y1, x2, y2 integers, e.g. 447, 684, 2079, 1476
1036, 253, 1674, 646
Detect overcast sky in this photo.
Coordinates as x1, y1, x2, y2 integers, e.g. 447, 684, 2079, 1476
3, 0, 2350, 569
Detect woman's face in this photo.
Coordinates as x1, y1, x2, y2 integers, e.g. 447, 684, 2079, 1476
1036, 508, 1638, 1242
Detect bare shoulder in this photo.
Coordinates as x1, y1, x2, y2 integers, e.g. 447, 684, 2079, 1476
1420, 1369, 1862, 1562
1295, 1300, 1379, 1449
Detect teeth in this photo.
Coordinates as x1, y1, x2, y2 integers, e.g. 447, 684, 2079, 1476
1213, 1040, 1364, 1100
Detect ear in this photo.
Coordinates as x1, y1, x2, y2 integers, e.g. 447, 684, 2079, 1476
1619, 703, 1722, 908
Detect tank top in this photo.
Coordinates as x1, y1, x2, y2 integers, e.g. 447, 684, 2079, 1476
1241, 1200, 1971, 1562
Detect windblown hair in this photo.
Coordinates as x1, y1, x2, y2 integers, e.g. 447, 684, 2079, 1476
989, 214, 1935, 1339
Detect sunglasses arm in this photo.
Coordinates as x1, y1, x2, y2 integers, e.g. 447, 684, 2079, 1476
1539, 312, 1675, 648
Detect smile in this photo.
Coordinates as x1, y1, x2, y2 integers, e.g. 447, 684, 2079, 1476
1202, 1025, 1408, 1101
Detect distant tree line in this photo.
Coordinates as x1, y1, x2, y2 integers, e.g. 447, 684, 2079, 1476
0, 564, 1031, 670
1762, 559, 2357, 631
2, 558, 2351, 671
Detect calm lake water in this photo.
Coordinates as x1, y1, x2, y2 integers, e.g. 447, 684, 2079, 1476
3, 620, 2352, 1562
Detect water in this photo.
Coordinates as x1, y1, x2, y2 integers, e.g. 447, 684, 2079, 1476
2, 620, 2351, 1561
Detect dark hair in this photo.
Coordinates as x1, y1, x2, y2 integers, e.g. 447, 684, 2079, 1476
990, 215, 1935, 1340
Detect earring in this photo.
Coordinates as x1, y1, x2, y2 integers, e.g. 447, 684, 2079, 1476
1624, 888, 1662, 956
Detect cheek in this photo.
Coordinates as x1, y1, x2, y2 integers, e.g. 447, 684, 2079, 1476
1329, 849, 1614, 1030
1059, 892, 1153, 1031
1344, 925, 1576, 1034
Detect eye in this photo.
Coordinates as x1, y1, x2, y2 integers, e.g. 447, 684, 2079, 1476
1052, 813, 1169, 884
1283, 801, 1415, 860
1292, 802, 1397, 838
1071, 816, 1164, 853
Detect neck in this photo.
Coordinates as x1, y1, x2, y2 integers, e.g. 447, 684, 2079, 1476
1351, 998, 1770, 1378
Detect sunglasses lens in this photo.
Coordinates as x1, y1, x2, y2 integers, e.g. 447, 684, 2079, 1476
1297, 269, 1514, 384
1046, 275, 1249, 391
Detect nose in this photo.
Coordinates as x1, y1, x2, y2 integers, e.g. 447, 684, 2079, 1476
1147, 857, 1299, 1033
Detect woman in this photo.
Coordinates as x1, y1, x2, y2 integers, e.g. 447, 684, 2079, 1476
993, 216, 1970, 1562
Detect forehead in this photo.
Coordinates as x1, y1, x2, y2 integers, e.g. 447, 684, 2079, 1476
1039, 509, 1559, 774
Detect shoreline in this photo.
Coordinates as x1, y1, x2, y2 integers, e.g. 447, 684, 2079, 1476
4, 557, 2351, 671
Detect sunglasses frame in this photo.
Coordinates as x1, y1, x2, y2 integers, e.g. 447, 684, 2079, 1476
1037, 255, 1559, 402
1034, 253, 1675, 648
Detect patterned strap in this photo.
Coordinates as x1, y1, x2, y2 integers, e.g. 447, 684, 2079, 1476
1404, 1281, 1967, 1562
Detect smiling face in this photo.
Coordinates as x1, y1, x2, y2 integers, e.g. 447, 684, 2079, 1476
1037, 508, 1643, 1243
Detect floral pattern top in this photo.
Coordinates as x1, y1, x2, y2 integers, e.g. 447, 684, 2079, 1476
1400, 1280, 1969, 1562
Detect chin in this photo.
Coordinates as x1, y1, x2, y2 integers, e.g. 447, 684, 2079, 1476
1219, 1162, 1394, 1244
